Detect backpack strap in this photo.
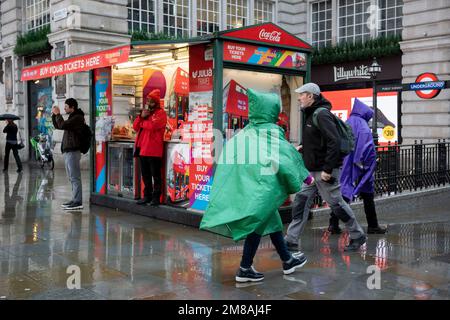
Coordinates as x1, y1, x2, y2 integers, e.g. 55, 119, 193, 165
312, 107, 330, 128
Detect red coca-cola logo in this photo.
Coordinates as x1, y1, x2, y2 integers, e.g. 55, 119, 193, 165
258, 29, 281, 42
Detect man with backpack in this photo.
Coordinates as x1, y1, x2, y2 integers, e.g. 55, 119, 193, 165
284, 83, 366, 252
52, 98, 85, 211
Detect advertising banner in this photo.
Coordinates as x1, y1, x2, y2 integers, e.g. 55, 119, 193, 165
223, 41, 307, 71
188, 44, 215, 212
321, 89, 399, 144
94, 67, 113, 194
220, 23, 312, 50
166, 142, 190, 205
21, 45, 130, 81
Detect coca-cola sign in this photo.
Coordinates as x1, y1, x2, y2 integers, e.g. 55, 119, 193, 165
258, 29, 281, 43
220, 23, 312, 50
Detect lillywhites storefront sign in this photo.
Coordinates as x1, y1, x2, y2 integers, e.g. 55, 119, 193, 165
334, 65, 371, 82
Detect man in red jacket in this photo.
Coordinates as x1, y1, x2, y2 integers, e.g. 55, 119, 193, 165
133, 89, 167, 206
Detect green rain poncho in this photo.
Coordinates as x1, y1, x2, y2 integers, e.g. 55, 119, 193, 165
199, 89, 310, 241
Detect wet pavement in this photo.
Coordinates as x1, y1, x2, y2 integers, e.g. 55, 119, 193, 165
0, 166, 449, 300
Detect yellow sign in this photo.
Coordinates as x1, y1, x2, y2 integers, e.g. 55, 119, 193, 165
382, 126, 395, 140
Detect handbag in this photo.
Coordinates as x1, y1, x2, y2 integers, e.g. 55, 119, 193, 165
17, 129, 25, 150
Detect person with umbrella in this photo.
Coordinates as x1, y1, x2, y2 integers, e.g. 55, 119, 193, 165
1, 114, 23, 173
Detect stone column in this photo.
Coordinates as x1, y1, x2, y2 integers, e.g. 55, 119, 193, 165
400, 0, 450, 144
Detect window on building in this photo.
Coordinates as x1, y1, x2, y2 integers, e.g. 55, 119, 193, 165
311, 0, 332, 48
25, 0, 51, 32
127, 0, 156, 33
197, 0, 219, 35
163, 0, 190, 37
338, 0, 371, 44
379, 0, 403, 37
226, 0, 248, 29
254, 0, 274, 24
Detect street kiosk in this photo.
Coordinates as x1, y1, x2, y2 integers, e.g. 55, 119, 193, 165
20, 23, 313, 226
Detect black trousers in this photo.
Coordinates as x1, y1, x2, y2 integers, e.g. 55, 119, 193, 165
139, 156, 162, 201
331, 192, 379, 228
4, 143, 22, 171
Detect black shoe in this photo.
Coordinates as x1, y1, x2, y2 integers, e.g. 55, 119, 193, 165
283, 255, 307, 275
150, 199, 160, 206
344, 235, 367, 252
327, 225, 342, 234
367, 226, 387, 234
61, 201, 73, 208
137, 198, 150, 205
285, 241, 299, 252
2, 169, 7, 172
63, 202, 83, 211
235, 266, 264, 283
16, 169, 22, 173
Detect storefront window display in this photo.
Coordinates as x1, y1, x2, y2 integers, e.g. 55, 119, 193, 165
28, 78, 53, 159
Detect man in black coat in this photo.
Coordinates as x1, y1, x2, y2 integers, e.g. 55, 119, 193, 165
285, 83, 366, 252
52, 98, 85, 211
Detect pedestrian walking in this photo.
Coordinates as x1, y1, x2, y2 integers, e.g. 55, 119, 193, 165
133, 89, 167, 206
52, 98, 85, 211
285, 83, 367, 252
3, 119, 23, 173
200, 89, 310, 283
337, 98, 387, 234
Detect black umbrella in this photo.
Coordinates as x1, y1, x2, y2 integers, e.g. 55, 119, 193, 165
0, 114, 21, 121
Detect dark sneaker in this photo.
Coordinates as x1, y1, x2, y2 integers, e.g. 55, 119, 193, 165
283, 255, 307, 275
137, 198, 150, 205
235, 266, 264, 283
367, 226, 387, 234
63, 202, 83, 211
286, 241, 299, 251
150, 199, 160, 206
61, 201, 73, 208
327, 225, 342, 234
292, 251, 305, 259
344, 235, 367, 252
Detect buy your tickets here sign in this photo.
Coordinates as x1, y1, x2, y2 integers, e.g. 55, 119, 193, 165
21, 45, 130, 81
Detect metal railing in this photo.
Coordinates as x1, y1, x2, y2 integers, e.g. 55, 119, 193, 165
374, 140, 450, 195
310, 140, 450, 208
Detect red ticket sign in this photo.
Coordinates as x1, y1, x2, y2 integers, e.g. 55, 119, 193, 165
21, 45, 130, 81
189, 44, 213, 92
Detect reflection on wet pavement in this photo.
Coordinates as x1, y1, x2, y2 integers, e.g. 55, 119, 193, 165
0, 167, 449, 300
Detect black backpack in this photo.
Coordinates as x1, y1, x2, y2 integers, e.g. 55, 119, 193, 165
79, 123, 93, 154
312, 107, 355, 156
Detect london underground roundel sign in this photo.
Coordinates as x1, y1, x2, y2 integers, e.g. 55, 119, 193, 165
415, 73, 441, 99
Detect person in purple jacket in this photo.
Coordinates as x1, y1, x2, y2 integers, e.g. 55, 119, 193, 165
335, 98, 387, 234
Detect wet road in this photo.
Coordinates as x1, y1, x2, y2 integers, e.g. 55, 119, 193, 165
0, 166, 449, 300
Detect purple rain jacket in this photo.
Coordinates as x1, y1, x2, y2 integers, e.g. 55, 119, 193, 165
340, 98, 376, 201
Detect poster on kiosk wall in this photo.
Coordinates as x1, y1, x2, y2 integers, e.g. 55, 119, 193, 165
187, 44, 214, 212
94, 67, 113, 194
321, 89, 399, 144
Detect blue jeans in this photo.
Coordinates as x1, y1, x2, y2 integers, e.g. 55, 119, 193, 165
240, 231, 291, 269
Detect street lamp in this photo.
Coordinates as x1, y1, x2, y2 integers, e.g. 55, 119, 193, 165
369, 57, 382, 145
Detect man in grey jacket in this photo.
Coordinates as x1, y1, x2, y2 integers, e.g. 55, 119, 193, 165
52, 98, 85, 211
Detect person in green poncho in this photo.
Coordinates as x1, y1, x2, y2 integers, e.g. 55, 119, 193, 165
200, 88, 314, 283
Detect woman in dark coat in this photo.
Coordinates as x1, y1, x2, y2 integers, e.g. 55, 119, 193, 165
3, 119, 23, 173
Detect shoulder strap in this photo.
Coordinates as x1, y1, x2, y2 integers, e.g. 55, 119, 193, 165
312, 107, 330, 128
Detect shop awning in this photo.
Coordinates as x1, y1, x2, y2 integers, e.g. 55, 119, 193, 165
21, 44, 130, 81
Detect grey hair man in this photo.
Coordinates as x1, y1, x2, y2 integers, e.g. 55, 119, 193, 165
285, 82, 366, 252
